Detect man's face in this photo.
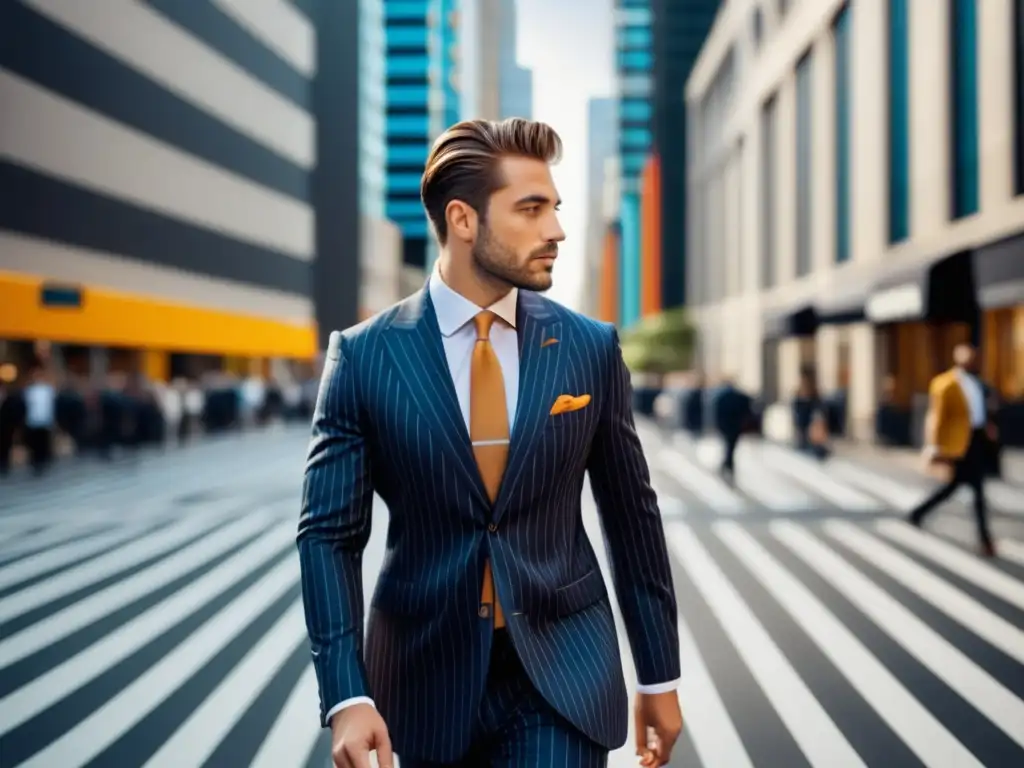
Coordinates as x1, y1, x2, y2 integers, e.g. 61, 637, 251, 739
471, 156, 565, 292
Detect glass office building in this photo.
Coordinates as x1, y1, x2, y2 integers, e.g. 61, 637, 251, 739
360, 0, 388, 220
615, 0, 654, 328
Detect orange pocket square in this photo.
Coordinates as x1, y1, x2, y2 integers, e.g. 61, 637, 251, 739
550, 394, 591, 416
540, 338, 559, 348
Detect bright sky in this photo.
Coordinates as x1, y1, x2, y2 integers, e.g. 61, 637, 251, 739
515, 0, 615, 311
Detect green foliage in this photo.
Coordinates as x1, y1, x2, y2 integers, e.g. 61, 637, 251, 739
619, 307, 697, 374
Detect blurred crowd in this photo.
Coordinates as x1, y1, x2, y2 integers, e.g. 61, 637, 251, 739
0, 358, 320, 478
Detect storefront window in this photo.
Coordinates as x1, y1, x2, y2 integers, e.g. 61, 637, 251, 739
983, 308, 1024, 399
883, 322, 971, 406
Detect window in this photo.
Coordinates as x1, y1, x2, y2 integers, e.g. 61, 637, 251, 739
950, 0, 980, 218
620, 99, 651, 121
760, 95, 777, 288
621, 127, 652, 147
387, 84, 430, 106
617, 26, 652, 48
752, 6, 764, 48
834, 4, 852, 262
388, 55, 430, 76
618, 49, 653, 71
387, 114, 430, 136
887, 0, 910, 243
1014, 0, 1023, 194
795, 50, 813, 277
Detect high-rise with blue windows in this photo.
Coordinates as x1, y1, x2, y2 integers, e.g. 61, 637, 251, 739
612, 0, 718, 327
614, 0, 653, 329
385, 0, 435, 270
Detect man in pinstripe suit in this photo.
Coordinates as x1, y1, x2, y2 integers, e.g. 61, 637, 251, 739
298, 118, 683, 768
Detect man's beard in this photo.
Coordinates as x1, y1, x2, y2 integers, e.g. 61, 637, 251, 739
471, 225, 555, 292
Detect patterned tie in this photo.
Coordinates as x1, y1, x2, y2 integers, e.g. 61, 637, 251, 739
471, 311, 508, 628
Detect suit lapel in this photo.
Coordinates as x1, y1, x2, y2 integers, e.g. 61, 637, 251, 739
382, 288, 490, 508
492, 291, 564, 523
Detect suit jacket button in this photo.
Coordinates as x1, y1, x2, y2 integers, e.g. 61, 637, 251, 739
487, 523, 498, 533
478, 605, 491, 618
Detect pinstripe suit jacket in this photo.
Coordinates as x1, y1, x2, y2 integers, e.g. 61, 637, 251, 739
297, 286, 680, 762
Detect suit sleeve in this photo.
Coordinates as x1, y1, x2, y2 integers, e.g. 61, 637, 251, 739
587, 326, 681, 687
297, 331, 375, 726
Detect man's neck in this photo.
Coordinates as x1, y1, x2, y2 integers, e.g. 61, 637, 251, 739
436, 253, 512, 309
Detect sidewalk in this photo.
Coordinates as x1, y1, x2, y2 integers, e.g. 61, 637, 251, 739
831, 440, 1024, 487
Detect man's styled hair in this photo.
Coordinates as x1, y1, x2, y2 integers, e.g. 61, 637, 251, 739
420, 118, 563, 244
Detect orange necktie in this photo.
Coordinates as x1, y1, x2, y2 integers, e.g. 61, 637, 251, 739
471, 311, 508, 628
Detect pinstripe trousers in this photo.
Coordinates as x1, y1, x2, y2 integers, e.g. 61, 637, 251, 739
400, 630, 608, 768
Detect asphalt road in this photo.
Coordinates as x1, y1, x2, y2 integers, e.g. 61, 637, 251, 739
0, 422, 1022, 767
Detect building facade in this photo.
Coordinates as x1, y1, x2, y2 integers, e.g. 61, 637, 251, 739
651, 0, 720, 309
498, 0, 533, 119
583, 98, 620, 318
385, 0, 434, 271
614, 0, 655, 329
360, 0, 404, 318
0, 0, 353, 378
687, 0, 1024, 444
458, 0, 502, 121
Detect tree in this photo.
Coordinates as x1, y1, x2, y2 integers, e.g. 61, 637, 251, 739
619, 307, 697, 375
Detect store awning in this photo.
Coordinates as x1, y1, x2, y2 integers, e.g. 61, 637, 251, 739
865, 250, 977, 324
763, 303, 818, 340
974, 233, 1024, 309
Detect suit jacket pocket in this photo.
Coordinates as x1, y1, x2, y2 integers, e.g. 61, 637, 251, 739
372, 577, 444, 619
553, 568, 608, 618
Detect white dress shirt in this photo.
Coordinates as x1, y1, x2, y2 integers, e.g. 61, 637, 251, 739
326, 268, 677, 722
24, 382, 56, 429
954, 368, 987, 428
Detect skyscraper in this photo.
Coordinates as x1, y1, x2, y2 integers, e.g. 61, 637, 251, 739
385, 0, 434, 270
614, 0, 654, 328
499, 0, 533, 119
359, 0, 403, 318
583, 98, 619, 317
458, 0, 502, 121
651, 0, 719, 308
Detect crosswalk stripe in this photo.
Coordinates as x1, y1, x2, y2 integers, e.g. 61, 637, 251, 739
141, 600, 308, 768
248, 665, 322, 768
0, 524, 148, 590
0, 521, 294, 736
773, 521, 1024, 749
730, 450, 815, 512
0, 511, 237, 623
825, 460, 923, 509
758, 445, 884, 511
715, 521, 983, 766
18, 555, 300, 767
0, 519, 124, 562
665, 522, 866, 767
656, 449, 746, 513
824, 521, 1024, 664
674, 612, 754, 768
874, 521, 1024, 612
0, 512, 279, 667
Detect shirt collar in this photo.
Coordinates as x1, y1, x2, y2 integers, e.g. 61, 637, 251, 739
429, 264, 518, 337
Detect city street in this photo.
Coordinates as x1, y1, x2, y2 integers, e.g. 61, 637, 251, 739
1, 424, 1023, 767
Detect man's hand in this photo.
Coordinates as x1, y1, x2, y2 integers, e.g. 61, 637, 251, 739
634, 691, 683, 766
331, 703, 393, 768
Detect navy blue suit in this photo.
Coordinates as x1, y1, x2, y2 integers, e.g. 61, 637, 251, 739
297, 286, 680, 763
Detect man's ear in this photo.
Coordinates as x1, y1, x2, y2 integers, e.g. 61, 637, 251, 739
445, 200, 478, 243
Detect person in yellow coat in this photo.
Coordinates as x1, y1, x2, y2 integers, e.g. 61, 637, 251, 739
907, 343, 996, 557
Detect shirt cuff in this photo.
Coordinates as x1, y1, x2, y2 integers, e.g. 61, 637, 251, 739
636, 678, 680, 695
325, 696, 376, 724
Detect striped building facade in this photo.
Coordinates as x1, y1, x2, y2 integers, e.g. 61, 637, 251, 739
385, 0, 434, 271
0, 0, 364, 369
